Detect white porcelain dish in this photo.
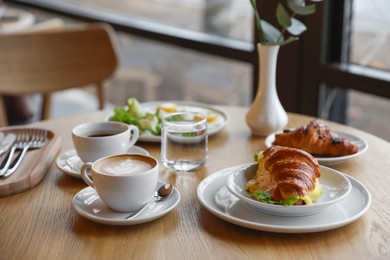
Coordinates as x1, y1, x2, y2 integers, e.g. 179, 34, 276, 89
197, 165, 371, 233
264, 130, 368, 166
72, 181, 180, 225
106, 101, 229, 142
56, 146, 149, 178
226, 163, 351, 217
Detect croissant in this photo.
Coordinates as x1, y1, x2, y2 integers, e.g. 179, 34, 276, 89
246, 146, 322, 205
273, 119, 358, 156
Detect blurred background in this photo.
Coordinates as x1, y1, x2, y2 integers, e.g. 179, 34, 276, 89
3, 0, 390, 141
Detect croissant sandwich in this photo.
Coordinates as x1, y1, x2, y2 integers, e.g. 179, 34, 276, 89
246, 146, 322, 206
273, 119, 358, 157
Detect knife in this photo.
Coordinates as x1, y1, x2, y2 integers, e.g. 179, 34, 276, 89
0, 133, 16, 156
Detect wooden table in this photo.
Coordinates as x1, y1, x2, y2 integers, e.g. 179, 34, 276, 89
1, 106, 389, 259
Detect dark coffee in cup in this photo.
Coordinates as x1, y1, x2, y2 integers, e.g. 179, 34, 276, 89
72, 122, 139, 162
86, 132, 118, 138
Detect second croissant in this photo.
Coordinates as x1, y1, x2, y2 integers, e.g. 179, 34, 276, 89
273, 119, 358, 157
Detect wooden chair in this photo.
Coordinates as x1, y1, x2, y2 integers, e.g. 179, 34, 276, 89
0, 23, 119, 126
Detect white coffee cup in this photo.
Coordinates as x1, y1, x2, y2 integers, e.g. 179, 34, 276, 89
80, 154, 159, 212
72, 121, 139, 162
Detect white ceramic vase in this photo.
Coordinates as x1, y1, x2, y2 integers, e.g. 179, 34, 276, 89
245, 43, 288, 136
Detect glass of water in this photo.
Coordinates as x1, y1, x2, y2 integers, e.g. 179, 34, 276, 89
161, 111, 208, 172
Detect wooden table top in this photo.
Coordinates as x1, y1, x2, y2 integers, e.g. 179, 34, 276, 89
1, 105, 389, 259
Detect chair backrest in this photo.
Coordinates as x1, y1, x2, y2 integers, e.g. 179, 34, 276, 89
0, 23, 118, 94
0, 23, 119, 125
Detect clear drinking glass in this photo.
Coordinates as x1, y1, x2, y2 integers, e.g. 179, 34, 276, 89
161, 112, 208, 172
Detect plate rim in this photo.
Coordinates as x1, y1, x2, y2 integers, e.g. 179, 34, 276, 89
196, 165, 371, 233
264, 130, 368, 165
226, 163, 352, 217
72, 181, 180, 225
106, 100, 230, 142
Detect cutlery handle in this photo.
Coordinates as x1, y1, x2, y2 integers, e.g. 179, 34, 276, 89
0, 134, 16, 156
3, 145, 30, 178
0, 145, 17, 176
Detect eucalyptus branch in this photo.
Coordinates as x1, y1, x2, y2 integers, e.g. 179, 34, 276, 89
249, 0, 321, 46
250, 0, 266, 43
277, 12, 297, 44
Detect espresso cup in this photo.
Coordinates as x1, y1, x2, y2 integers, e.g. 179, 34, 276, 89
80, 154, 159, 212
72, 121, 139, 162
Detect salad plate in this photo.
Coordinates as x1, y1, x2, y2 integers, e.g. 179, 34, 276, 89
196, 165, 371, 233
226, 163, 351, 217
264, 130, 368, 166
72, 181, 180, 225
107, 100, 229, 142
56, 146, 149, 178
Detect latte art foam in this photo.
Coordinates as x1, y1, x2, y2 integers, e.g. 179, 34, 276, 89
99, 158, 152, 175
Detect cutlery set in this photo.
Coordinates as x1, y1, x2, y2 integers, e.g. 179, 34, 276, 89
0, 129, 47, 178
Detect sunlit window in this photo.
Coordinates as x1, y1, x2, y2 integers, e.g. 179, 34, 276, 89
350, 0, 390, 72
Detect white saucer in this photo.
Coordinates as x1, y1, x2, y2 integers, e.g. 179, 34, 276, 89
197, 165, 371, 233
56, 146, 149, 178
265, 130, 368, 166
72, 181, 180, 225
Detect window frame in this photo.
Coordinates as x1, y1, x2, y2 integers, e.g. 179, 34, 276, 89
10, 0, 390, 117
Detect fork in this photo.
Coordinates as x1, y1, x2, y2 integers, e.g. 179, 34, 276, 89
0, 129, 47, 178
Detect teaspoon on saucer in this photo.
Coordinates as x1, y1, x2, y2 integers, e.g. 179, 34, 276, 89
125, 184, 173, 219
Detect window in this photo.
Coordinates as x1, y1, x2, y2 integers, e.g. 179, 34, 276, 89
299, 0, 390, 140
10, 0, 390, 140
351, 0, 390, 72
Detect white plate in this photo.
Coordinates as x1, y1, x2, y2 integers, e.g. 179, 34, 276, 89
265, 131, 368, 166
106, 100, 229, 142
226, 163, 351, 217
72, 181, 180, 225
56, 146, 149, 178
196, 165, 371, 233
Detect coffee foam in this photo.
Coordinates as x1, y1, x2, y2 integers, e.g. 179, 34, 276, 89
98, 157, 152, 175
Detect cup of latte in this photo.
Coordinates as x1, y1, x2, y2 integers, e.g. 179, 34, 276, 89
72, 121, 139, 162
80, 154, 159, 212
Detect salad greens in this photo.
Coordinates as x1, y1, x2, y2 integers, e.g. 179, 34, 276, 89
109, 97, 163, 135
253, 190, 276, 204
253, 190, 300, 206
109, 97, 219, 137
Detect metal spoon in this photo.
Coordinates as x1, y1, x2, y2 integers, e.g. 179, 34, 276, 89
125, 184, 173, 220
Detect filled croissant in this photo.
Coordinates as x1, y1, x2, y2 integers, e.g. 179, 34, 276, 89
273, 119, 358, 156
246, 146, 322, 206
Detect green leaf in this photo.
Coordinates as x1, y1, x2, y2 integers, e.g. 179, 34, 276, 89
254, 191, 276, 204
126, 97, 146, 118
287, 0, 316, 15
276, 3, 292, 28
286, 18, 307, 36
253, 190, 301, 206
249, 0, 266, 43
288, 0, 305, 6
281, 36, 299, 46
109, 107, 139, 126
182, 132, 197, 137
139, 114, 159, 133
260, 20, 283, 44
